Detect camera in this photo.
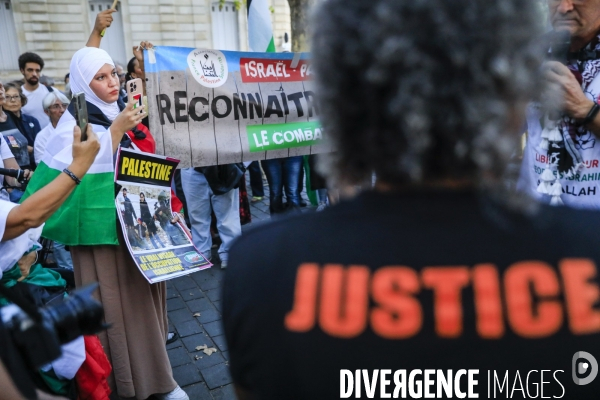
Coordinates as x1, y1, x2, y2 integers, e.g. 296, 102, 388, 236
2, 283, 107, 369
0, 167, 27, 184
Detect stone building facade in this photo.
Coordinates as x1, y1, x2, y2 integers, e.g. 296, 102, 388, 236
0, 0, 291, 83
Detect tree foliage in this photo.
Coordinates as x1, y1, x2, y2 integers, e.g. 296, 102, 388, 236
287, 0, 314, 52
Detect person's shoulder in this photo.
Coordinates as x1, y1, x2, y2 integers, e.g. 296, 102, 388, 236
230, 202, 358, 270
553, 204, 600, 231
35, 124, 53, 140
0, 119, 11, 131
529, 203, 600, 252
0, 137, 11, 153
38, 123, 53, 134
21, 113, 40, 124
234, 207, 339, 248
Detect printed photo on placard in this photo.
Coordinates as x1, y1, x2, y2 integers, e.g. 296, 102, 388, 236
115, 148, 212, 283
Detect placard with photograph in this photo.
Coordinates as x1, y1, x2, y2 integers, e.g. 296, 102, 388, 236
115, 148, 211, 283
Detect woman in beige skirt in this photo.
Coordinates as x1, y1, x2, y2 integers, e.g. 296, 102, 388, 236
52, 46, 187, 400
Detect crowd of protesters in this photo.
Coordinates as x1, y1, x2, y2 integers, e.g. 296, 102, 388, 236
0, 8, 334, 400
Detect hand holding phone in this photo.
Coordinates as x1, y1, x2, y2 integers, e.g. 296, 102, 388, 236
73, 92, 89, 141
126, 78, 144, 112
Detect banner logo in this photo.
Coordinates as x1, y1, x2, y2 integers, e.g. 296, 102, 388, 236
572, 351, 598, 386
187, 49, 228, 88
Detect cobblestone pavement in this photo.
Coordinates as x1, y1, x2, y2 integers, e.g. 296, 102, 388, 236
161, 175, 313, 400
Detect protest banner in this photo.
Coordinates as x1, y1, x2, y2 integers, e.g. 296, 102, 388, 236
144, 47, 332, 168
115, 148, 212, 283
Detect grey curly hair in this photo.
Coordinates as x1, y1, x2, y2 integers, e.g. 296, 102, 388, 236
311, 0, 545, 188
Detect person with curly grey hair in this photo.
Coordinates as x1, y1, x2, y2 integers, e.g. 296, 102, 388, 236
223, 0, 600, 399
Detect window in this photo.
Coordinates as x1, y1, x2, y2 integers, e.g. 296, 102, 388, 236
88, 0, 127, 63
211, 1, 240, 51
0, 0, 20, 70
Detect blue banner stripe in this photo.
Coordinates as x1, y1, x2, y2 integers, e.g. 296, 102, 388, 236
144, 46, 310, 73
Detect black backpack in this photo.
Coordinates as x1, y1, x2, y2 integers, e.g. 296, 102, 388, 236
195, 163, 246, 195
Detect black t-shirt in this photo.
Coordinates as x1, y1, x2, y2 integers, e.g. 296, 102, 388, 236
223, 189, 600, 399
0, 119, 29, 168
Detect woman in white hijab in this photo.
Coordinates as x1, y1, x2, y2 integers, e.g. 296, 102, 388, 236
49, 47, 187, 400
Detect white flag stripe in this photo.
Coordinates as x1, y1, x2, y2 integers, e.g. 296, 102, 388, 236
248, 0, 274, 52
42, 112, 114, 174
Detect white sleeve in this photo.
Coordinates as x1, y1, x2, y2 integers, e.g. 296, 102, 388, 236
0, 199, 17, 242
1, 138, 12, 160
34, 127, 49, 165
0, 199, 43, 277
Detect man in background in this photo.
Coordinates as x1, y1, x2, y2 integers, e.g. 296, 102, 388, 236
19, 52, 54, 129
181, 167, 242, 269
115, 62, 127, 103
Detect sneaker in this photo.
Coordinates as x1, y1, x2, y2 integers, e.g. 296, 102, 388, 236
166, 331, 178, 345
251, 196, 263, 202
155, 386, 189, 400
316, 201, 328, 212
221, 259, 228, 269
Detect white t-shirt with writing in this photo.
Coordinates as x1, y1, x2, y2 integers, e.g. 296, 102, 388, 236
21, 84, 51, 129
518, 73, 600, 210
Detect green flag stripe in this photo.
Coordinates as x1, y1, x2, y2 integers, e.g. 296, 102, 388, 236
266, 37, 276, 53
21, 162, 118, 246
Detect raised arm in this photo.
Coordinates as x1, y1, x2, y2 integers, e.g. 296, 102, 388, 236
132, 41, 153, 95
86, 9, 116, 48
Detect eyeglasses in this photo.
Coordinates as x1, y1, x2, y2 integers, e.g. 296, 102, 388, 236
49, 103, 69, 110
5, 95, 20, 102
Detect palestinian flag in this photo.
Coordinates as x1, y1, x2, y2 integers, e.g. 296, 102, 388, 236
247, 0, 276, 52
21, 110, 118, 246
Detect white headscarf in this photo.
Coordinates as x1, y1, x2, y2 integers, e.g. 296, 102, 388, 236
69, 47, 120, 121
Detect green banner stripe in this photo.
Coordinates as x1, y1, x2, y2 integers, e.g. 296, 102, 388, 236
247, 121, 324, 152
